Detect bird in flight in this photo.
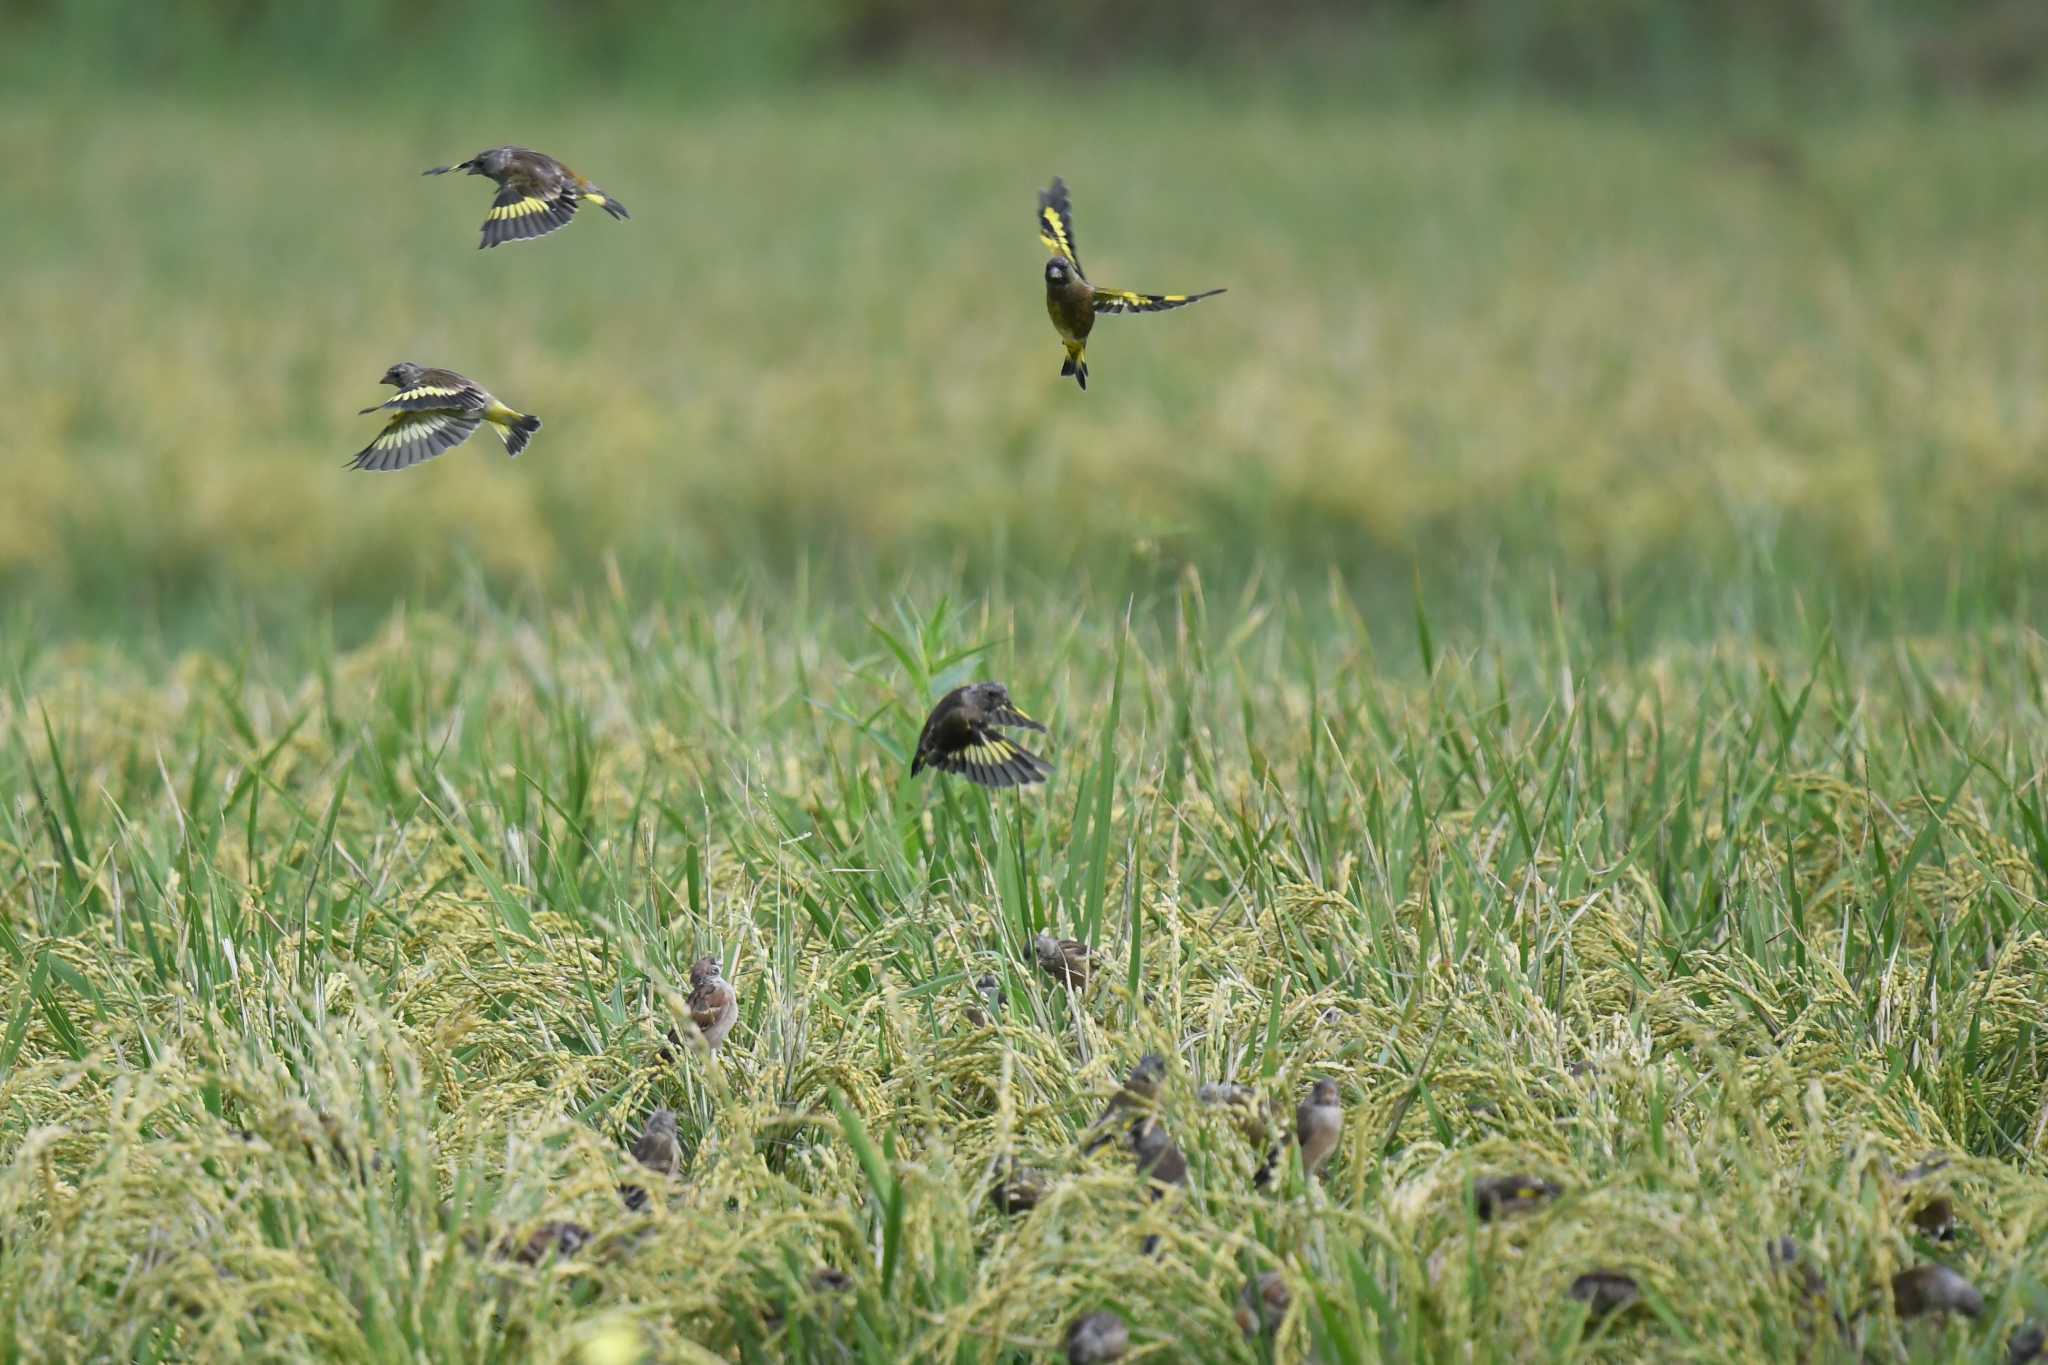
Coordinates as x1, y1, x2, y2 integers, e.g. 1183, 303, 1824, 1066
424, 146, 629, 249
910, 682, 1051, 789
347, 363, 540, 472
1038, 177, 1223, 391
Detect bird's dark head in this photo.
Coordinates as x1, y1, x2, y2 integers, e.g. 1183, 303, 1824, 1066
469, 147, 517, 177
1044, 257, 1076, 287
1310, 1079, 1339, 1106
966, 680, 1012, 711
689, 955, 722, 985
380, 362, 423, 389
1130, 1053, 1166, 1089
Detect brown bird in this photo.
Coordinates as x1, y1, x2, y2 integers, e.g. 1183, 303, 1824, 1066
1910, 1195, 1958, 1243
688, 956, 738, 1051
1473, 1173, 1561, 1222
1128, 1116, 1188, 1193
911, 682, 1052, 789
990, 1156, 1052, 1215
1236, 1271, 1291, 1338
1892, 1264, 1983, 1319
1065, 1310, 1130, 1363
1295, 1080, 1342, 1180
617, 1107, 680, 1210
501, 1220, 591, 1265
2009, 1322, 2046, 1364
424, 145, 629, 249
1037, 176, 1224, 391
348, 362, 540, 471
1082, 1053, 1166, 1153
1034, 932, 1093, 990
965, 972, 1005, 1027
1567, 1270, 1640, 1320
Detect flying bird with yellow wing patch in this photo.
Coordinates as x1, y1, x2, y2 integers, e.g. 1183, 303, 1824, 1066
911, 682, 1052, 790
1038, 176, 1223, 391
347, 363, 540, 472
423, 146, 629, 249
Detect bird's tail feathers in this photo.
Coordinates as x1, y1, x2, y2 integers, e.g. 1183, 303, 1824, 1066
497, 413, 542, 458
1061, 345, 1089, 391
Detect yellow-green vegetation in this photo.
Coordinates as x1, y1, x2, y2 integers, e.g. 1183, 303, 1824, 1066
5, 79, 2048, 1364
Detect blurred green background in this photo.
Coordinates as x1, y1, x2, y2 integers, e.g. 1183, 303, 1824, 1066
3, 0, 2046, 639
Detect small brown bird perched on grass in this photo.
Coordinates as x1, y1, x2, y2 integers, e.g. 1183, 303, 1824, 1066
1236, 1271, 1291, 1338
1037, 177, 1224, 391
1294, 1079, 1342, 1180
1128, 1116, 1188, 1192
1567, 1270, 1640, 1320
1473, 1173, 1561, 1222
911, 682, 1052, 789
1891, 1264, 1982, 1319
348, 363, 540, 471
990, 1156, 1052, 1214
965, 972, 1005, 1027
1065, 1310, 1130, 1363
687, 956, 737, 1051
1034, 932, 1094, 990
424, 146, 629, 248
1082, 1054, 1166, 1153
618, 1108, 679, 1211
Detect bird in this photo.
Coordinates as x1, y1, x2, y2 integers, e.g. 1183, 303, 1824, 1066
1295, 1080, 1342, 1180
501, 1220, 591, 1265
618, 1108, 680, 1210
1065, 1310, 1130, 1363
1891, 1264, 1982, 1319
1473, 1174, 1561, 1222
2009, 1322, 2046, 1364
1128, 1116, 1187, 1193
990, 1156, 1051, 1214
1909, 1195, 1957, 1243
1034, 932, 1094, 990
1037, 177, 1223, 391
1236, 1271, 1291, 1338
1082, 1054, 1166, 1153
910, 682, 1052, 789
687, 956, 738, 1051
1567, 1270, 1640, 1320
348, 363, 540, 472
423, 146, 629, 249
966, 972, 1006, 1027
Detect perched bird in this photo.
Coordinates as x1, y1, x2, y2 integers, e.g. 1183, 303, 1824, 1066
965, 972, 1006, 1027
1034, 932, 1094, 990
502, 1220, 591, 1265
1767, 1236, 1827, 1303
2009, 1322, 2046, 1364
1891, 1264, 1982, 1319
348, 363, 540, 472
1567, 1270, 1640, 1320
910, 682, 1052, 789
1236, 1271, 1291, 1338
1910, 1195, 1958, 1243
1295, 1080, 1342, 1180
990, 1156, 1052, 1215
809, 1267, 855, 1294
688, 956, 738, 1051
1473, 1174, 1561, 1222
1200, 1080, 1279, 1177
1082, 1054, 1166, 1153
1065, 1310, 1130, 1364
1037, 177, 1223, 391
424, 146, 629, 249
1128, 1116, 1188, 1193
618, 1108, 680, 1210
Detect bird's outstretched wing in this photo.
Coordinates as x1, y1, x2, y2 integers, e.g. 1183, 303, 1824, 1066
1089, 286, 1226, 315
989, 700, 1047, 732
347, 410, 482, 472
924, 728, 1050, 788
358, 381, 483, 414
1038, 178, 1082, 276
481, 184, 577, 248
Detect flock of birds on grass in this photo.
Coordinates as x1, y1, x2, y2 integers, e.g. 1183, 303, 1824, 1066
322, 145, 2044, 1361
347, 147, 1221, 470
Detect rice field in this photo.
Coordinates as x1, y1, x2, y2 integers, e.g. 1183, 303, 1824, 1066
4, 81, 2048, 1363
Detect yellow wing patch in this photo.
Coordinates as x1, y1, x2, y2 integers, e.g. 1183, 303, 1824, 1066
392, 385, 466, 402
961, 739, 1020, 766
1037, 179, 1081, 272
487, 196, 552, 221
1090, 287, 1225, 315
